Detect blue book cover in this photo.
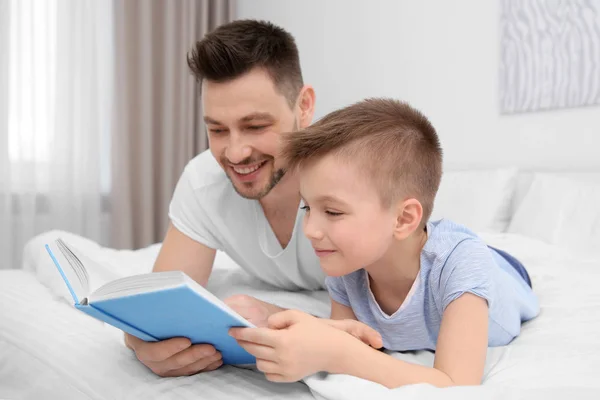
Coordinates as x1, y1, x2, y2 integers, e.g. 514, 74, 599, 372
45, 238, 256, 365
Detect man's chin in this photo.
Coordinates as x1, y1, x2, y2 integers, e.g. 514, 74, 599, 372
230, 180, 270, 200
226, 167, 285, 200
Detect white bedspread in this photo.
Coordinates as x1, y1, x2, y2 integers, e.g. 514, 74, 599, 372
1, 230, 599, 399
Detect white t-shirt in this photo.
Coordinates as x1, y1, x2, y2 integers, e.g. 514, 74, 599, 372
169, 150, 326, 291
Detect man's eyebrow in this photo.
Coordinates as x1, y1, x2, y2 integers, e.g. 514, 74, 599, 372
240, 112, 276, 123
204, 116, 222, 125
204, 113, 275, 125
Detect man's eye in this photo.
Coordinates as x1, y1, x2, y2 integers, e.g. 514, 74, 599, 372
300, 205, 310, 212
210, 128, 227, 134
247, 125, 268, 131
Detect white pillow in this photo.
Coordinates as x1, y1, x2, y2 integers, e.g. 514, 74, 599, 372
429, 168, 518, 232
508, 173, 600, 257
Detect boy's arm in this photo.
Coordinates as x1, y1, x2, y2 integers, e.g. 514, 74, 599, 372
230, 293, 487, 387
329, 298, 358, 320
333, 293, 489, 388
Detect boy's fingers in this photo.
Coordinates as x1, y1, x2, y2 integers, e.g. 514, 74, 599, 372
256, 359, 280, 374
324, 320, 383, 348
229, 327, 278, 346
267, 309, 307, 329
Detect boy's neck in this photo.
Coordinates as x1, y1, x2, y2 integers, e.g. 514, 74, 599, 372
365, 227, 428, 314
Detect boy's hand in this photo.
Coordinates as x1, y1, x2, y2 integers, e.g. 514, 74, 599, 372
224, 294, 286, 328
229, 310, 382, 382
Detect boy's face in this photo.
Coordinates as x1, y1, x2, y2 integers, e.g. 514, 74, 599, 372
299, 154, 397, 276
202, 68, 310, 200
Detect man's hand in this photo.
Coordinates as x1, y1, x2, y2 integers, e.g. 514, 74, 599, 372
124, 295, 282, 377
228, 310, 382, 382
124, 333, 223, 377
224, 294, 286, 327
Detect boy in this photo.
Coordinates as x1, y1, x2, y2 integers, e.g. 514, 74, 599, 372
229, 98, 540, 388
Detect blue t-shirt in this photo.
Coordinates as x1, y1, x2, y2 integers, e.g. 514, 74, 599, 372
325, 219, 540, 351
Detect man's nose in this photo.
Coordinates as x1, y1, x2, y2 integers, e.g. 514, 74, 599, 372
225, 132, 252, 164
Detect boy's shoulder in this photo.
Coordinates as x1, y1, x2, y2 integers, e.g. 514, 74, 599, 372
422, 218, 490, 265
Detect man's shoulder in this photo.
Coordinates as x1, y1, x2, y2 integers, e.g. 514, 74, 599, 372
182, 150, 231, 192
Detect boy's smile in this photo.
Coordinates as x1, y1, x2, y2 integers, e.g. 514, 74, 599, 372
313, 248, 337, 258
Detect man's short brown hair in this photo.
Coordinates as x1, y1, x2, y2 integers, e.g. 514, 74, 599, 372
187, 19, 303, 107
282, 98, 443, 225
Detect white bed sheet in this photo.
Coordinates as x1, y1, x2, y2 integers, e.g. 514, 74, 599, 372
1, 230, 599, 399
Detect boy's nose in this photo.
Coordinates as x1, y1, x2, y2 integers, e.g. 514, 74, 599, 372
303, 217, 325, 241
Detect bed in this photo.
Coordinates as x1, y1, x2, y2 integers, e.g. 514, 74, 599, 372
1, 169, 600, 399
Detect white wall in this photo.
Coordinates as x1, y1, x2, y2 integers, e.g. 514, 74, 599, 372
236, 0, 600, 171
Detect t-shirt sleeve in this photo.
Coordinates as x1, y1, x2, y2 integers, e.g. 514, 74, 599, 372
325, 276, 351, 307
440, 239, 494, 312
168, 166, 222, 250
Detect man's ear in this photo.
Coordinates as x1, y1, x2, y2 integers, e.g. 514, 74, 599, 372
296, 85, 316, 129
393, 198, 423, 240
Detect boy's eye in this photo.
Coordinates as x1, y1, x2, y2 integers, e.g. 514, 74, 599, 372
325, 210, 343, 216
300, 205, 310, 212
210, 128, 227, 134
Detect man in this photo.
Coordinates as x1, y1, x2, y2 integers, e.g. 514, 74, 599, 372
125, 19, 325, 377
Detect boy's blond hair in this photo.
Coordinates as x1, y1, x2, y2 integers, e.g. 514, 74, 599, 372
281, 98, 443, 225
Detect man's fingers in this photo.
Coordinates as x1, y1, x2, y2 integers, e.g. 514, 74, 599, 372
229, 327, 278, 347
159, 351, 223, 377
161, 344, 218, 371
202, 357, 225, 372
134, 337, 192, 364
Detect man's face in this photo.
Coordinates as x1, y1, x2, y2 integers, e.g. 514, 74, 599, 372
202, 68, 301, 200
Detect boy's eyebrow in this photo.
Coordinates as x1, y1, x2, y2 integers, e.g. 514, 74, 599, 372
315, 195, 349, 206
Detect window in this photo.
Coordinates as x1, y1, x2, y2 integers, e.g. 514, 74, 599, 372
8, 0, 56, 164
7, 0, 111, 194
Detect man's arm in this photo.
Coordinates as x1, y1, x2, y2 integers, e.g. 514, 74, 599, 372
154, 223, 286, 324
153, 222, 216, 286
125, 223, 287, 377
124, 223, 222, 376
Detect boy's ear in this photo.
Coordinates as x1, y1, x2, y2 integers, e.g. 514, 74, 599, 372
296, 85, 316, 129
393, 198, 423, 240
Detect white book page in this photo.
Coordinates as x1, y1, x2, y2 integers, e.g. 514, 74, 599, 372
46, 239, 90, 304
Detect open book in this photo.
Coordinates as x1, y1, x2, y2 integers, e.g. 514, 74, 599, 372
45, 238, 256, 365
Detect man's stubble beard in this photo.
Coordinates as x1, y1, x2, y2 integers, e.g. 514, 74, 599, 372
228, 118, 298, 200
